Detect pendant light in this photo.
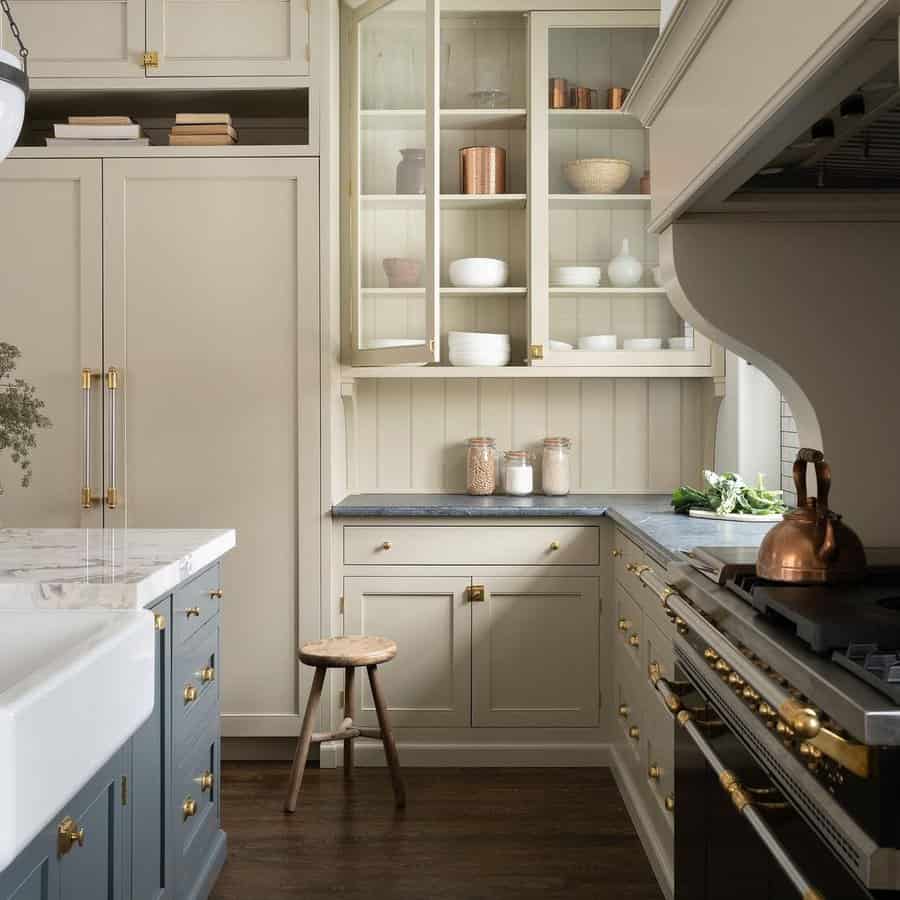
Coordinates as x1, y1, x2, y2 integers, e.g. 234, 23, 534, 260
0, 0, 28, 161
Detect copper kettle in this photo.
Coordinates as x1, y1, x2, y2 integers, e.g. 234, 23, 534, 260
757, 448, 867, 583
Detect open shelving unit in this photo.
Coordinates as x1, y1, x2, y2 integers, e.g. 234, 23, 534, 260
341, 4, 720, 378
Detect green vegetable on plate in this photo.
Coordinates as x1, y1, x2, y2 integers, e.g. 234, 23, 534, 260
671, 470, 787, 517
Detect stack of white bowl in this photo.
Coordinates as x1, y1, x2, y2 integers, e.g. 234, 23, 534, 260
448, 331, 511, 367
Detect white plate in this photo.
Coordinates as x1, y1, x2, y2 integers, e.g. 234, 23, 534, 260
688, 509, 784, 523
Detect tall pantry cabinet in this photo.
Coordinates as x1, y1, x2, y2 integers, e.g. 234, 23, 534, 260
0, 157, 320, 739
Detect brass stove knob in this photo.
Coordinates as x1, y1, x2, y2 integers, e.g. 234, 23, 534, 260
703, 648, 719, 662
714, 659, 732, 675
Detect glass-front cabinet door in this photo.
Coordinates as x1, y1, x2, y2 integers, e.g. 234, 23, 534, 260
528, 11, 715, 372
343, 0, 440, 366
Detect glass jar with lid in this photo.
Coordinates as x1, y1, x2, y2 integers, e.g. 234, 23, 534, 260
466, 437, 498, 495
503, 450, 534, 496
542, 437, 572, 496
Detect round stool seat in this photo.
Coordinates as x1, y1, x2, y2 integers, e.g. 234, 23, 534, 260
299, 635, 397, 668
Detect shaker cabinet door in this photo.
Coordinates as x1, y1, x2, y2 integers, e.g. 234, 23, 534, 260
344, 576, 472, 727
0, 160, 103, 528
146, 0, 309, 76
0, 0, 145, 78
471, 576, 600, 726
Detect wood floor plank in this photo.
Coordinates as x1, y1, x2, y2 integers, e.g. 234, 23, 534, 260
210, 763, 664, 900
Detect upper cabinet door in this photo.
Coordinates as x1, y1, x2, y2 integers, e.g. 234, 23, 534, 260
0, 0, 145, 77
0, 160, 103, 528
342, 0, 440, 366
146, 0, 309, 77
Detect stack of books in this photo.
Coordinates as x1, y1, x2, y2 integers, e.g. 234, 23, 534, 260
169, 113, 237, 146
46, 116, 148, 147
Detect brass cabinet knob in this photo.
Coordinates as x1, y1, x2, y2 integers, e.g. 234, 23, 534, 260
664, 794, 675, 812
57, 816, 85, 855
209, 589, 224, 599
549, 540, 561, 551
611, 548, 622, 558
183, 684, 198, 704
617, 703, 630, 718
154, 613, 166, 631
198, 771, 214, 792
648, 764, 662, 781
617, 617, 631, 632
185, 606, 201, 618
199, 665, 215, 684
628, 725, 640, 740
381, 541, 393, 551
628, 633, 640, 648
182, 797, 197, 820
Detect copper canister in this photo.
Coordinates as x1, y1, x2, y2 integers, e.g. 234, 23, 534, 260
549, 78, 569, 109
459, 146, 506, 194
570, 86, 596, 109
607, 87, 628, 110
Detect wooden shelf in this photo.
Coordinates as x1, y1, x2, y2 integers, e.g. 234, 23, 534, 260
549, 194, 651, 210
442, 287, 527, 295
441, 108, 527, 130
362, 287, 425, 295
11, 144, 314, 159
344, 362, 713, 379
549, 286, 664, 295
549, 109, 644, 130
441, 193, 526, 209
361, 194, 424, 210
360, 109, 423, 130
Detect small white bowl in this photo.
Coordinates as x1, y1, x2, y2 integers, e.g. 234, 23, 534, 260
449, 348, 511, 367
448, 330, 510, 344
578, 334, 617, 351
362, 338, 425, 349
668, 337, 691, 350
448, 258, 508, 288
549, 339, 574, 351
551, 265, 603, 287
623, 337, 663, 351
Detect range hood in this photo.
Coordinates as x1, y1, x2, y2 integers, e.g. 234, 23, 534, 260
625, 0, 900, 546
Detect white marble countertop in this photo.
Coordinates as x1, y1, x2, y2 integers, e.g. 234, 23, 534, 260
0, 529, 236, 610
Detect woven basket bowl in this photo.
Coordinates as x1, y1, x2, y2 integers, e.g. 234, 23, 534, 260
563, 158, 631, 194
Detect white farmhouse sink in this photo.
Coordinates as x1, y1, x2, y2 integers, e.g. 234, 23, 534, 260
0, 609, 155, 871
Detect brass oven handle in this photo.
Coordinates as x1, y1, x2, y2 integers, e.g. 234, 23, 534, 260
675, 707, 825, 900
105, 367, 119, 509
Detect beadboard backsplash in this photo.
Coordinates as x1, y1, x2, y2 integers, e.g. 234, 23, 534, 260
351, 378, 713, 493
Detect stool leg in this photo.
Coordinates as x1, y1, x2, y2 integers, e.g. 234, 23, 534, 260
344, 666, 355, 779
284, 666, 326, 813
367, 664, 406, 808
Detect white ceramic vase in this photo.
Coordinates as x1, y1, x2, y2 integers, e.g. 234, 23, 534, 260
607, 238, 644, 288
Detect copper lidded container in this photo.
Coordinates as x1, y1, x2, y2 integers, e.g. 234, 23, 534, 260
570, 86, 597, 109
549, 78, 569, 109
607, 87, 628, 110
459, 146, 506, 194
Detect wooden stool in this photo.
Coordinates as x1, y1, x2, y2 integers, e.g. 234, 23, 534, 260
283, 635, 406, 812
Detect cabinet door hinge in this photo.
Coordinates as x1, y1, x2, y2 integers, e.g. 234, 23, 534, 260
121, 775, 128, 806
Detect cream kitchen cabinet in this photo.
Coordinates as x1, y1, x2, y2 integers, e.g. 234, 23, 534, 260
1, 0, 309, 79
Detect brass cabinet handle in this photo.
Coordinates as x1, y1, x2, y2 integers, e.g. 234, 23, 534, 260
617, 703, 630, 718
182, 797, 197, 820
628, 725, 640, 740
617, 617, 631, 632
626, 562, 649, 576
611, 548, 622, 558
185, 606, 201, 618
183, 684, 198, 704
198, 771, 214, 792
628, 633, 640, 648
664, 794, 675, 813
142, 50, 160, 68
468, 584, 486, 602
105, 367, 119, 510
154, 613, 166, 631
199, 665, 215, 684
549, 540, 560, 551
648, 764, 662, 781
381, 541, 393, 551
57, 816, 85, 855
209, 589, 224, 599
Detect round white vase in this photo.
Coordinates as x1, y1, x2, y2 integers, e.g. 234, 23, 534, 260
607, 238, 644, 288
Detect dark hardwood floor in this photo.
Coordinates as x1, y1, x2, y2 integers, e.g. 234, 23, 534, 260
210, 763, 664, 900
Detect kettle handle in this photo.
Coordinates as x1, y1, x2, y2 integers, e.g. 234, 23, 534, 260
794, 448, 836, 562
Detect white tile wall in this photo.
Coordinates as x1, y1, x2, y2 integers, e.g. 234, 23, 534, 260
781, 395, 798, 506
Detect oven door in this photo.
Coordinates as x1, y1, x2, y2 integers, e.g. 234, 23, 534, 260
672, 661, 882, 900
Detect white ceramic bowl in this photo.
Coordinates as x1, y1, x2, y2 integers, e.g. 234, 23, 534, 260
448, 257, 508, 288
448, 331, 510, 345
623, 337, 663, 351
564, 158, 631, 194
362, 338, 425, 349
549, 339, 574, 351
551, 265, 603, 287
578, 334, 617, 351
449, 347, 511, 367
668, 337, 691, 350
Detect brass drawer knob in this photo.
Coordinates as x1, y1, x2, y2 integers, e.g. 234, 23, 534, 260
648, 764, 662, 781
209, 589, 224, 599
617, 703, 630, 718
628, 633, 640, 648
183, 684, 198, 704
664, 794, 675, 812
549, 540, 560, 551
198, 771, 214, 792
182, 797, 197, 820
57, 816, 85, 855
628, 725, 640, 740
611, 548, 622, 558
617, 617, 631, 632
381, 541, 392, 551
199, 665, 215, 684
185, 606, 201, 619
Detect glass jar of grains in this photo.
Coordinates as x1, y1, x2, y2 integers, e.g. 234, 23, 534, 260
466, 437, 498, 495
542, 437, 572, 496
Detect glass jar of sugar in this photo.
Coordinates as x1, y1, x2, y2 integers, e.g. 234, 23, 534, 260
542, 437, 572, 496
503, 450, 534, 496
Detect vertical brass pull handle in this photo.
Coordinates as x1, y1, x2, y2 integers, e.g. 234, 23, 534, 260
81, 369, 93, 509
106, 367, 119, 509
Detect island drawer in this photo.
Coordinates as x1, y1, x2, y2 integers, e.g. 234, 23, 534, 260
614, 581, 643, 671
344, 525, 599, 566
173, 616, 219, 749
171, 564, 221, 648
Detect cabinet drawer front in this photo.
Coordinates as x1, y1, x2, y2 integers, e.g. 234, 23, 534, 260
614, 645, 644, 768
614, 529, 652, 590
344, 525, 599, 566
172, 565, 221, 648
614, 581, 643, 671
173, 617, 219, 749
642, 697, 675, 861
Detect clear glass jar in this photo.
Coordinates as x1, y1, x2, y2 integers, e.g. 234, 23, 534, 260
542, 437, 572, 496
503, 450, 534, 496
466, 437, 497, 495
